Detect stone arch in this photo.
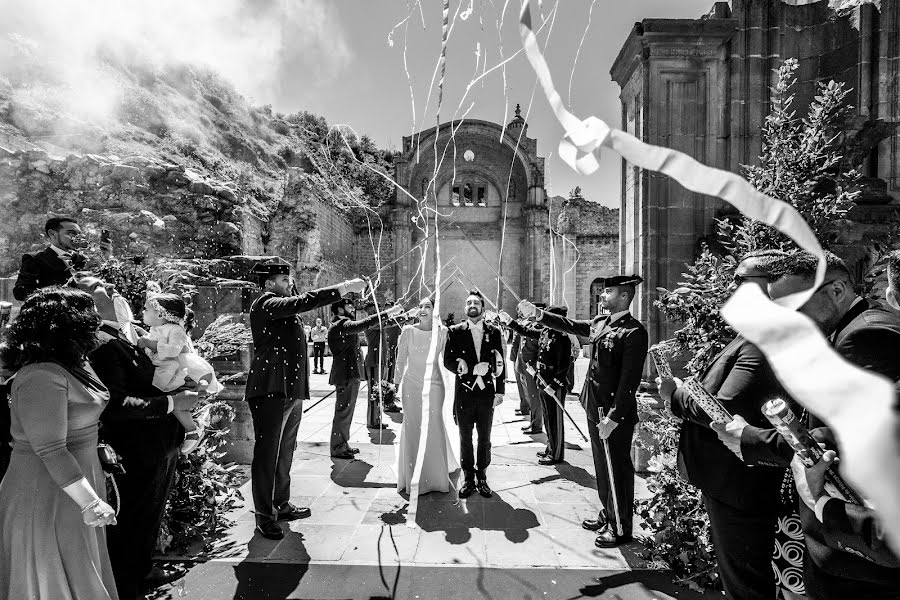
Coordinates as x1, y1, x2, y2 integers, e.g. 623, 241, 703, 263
401, 120, 536, 194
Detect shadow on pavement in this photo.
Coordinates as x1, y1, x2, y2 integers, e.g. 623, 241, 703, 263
367, 426, 396, 445
233, 530, 309, 599
330, 458, 395, 488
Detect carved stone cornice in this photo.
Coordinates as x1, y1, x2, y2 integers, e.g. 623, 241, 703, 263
648, 45, 724, 58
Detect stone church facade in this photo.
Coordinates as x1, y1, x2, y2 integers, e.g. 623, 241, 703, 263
611, 0, 900, 345
389, 108, 618, 319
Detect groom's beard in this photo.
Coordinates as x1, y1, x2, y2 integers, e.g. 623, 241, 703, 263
466, 307, 482, 319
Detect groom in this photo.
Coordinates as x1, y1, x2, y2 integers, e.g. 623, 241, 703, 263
443, 290, 505, 498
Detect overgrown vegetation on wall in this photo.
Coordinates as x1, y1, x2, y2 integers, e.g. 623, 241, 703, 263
639, 59, 893, 591
0, 34, 395, 275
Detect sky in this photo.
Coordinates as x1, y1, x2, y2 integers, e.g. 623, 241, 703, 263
1, 0, 720, 208
262, 0, 720, 207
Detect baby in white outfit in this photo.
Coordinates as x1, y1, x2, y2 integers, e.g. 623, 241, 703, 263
137, 288, 223, 453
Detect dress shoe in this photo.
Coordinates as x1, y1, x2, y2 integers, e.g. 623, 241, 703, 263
143, 564, 186, 586
384, 404, 401, 413
256, 521, 284, 540
582, 518, 608, 532
459, 481, 476, 498
277, 503, 312, 521
369, 423, 389, 429
348, 447, 360, 454
475, 479, 492, 498
538, 457, 562, 465
536, 449, 550, 458
594, 530, 632, 548
514, 409, 530, 416
331, 450, 355, 460
521, 427, 542, 434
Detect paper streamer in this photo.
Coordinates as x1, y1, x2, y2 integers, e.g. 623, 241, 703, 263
437, 0, 451, 109
518, 0, 900, 553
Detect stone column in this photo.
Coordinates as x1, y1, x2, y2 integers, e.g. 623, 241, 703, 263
611, 12, 735, 350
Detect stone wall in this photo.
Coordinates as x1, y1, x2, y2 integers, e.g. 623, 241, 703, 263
553, 196, 620, 321
0, 146, 250, 276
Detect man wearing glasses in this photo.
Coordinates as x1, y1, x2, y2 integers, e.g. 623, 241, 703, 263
721, 251, 900, 599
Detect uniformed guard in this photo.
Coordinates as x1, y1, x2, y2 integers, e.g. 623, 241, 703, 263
244, 257, 366, 540
511, 302, 544, 434
519, 275, 648, 548
501, 305, 571, 464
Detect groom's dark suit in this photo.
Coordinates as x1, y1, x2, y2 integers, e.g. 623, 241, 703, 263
443, 319, 505, 483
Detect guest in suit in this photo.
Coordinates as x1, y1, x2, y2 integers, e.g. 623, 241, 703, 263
442, 290, 506, 498
328, 299, 403, 458
659, 250, 789, 600
244, 257, 365, 540
521, 275, 648, 548
83, 280, 201, 599
729, 251, 900, 599
501, 305, 571, 464
13, 216, 87, 301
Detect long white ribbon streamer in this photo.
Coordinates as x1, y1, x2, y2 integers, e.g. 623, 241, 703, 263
518, 0, 900, 552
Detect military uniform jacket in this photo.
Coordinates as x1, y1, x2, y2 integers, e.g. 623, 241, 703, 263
513, 322, 539, 367
442, 320, 506, 401
508, 320, 570, 389
539, 311, 647, 425
245, 286, 342, 401
329, 312, 390, 387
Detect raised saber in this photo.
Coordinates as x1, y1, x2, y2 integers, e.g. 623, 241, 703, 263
599, 407, 624, 537
365, 230, 438, 280
452, 225, 522, 303
535, 372, 588, 442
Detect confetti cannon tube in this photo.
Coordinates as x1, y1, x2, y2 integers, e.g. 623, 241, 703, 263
762, 398, 864, 506
682, 376, 734, 424
649, 341, 674, 380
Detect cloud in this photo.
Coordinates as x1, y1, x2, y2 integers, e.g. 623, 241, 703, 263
0, 0, 352, 110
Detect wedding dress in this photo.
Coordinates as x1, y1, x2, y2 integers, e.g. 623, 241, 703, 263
394, 325, 458, 494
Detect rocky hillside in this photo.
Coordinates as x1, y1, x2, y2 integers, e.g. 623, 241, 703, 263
0, 35, 394, 276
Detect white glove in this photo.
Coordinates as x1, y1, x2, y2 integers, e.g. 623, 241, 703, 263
473, 362, 490, 377
499, 311, 513, 325
456, 359, 469, 375
493, 394, 503, 407
518, 300, 537, 319
340, 278, 367, 295
386, 304, 404, 318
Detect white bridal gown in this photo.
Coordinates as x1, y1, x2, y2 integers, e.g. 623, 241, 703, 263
393, 325, 458, 494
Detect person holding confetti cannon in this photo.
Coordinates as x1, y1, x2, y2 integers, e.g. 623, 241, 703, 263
719, 251, 900, 599
659, 251, 793, 600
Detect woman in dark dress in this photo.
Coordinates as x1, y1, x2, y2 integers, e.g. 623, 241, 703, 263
0, 288, 119, 599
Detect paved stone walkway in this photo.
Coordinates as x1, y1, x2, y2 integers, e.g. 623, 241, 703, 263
151, 356, 716, 599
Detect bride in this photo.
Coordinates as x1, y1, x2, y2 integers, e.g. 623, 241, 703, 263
393, 297, 458, 494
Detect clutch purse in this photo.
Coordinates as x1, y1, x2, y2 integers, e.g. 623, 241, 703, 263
97, 442, 126, 475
